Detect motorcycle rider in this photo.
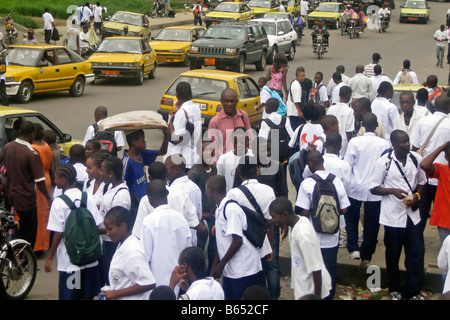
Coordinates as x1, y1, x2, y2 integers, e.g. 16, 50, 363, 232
311, 20, 329, 52
23, 28, 39, 44
341, 5, 354, 33
4, 14, 18, 41
290, 11, 304, 38
353, 6, 366, 33
78, 24, 92, 58
378, 3, 390, 25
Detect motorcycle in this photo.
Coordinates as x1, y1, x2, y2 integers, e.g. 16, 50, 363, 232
314, 34, 326, 60
0, 209, 37, 300
341, 12, 350, 35
150, 0, 166, 18
347, 17, 361, 39
4, 10, 19, 44
377, 13, 389, 32
81, 43, 96, 59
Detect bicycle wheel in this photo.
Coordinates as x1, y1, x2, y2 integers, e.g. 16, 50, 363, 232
0, 242, 37, 300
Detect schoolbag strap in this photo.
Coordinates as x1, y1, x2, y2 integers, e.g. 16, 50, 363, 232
325, 173, 336, 182
81, 192, 88, 208
59, 194, 76, 211
93, 123, 99, 134
223, 199, 238, 220
238, 185, 264, 217
310, 173, 321, 183
113, 187, 128, 202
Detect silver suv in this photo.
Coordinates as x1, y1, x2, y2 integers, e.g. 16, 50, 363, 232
251, 17, 297, 64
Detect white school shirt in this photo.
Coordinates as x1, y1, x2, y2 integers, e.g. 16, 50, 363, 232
79, 31, 90, 48
348, 73, 376, 100
393, 70, 419, 85
286, 80, 302, 117
182, 277, 225, 300
393, 107, 429, 137
66, 27, 80, 51
369, 151, 427, 228
344, 132, 390, 202
132, 187, 198, 245
99, 183, 131, 242
217, 149, 253, 192
170, 175, 202, 221
288, 123, 325, 153
227, 179, 275, 258
167, 100, 202, 169
370, 97, 400, 143
330, 82, 350, 105
314, 82, 329, 106
326, 74, 350, 97
83, 179, 111, 218
326, 102, 355, 157
323, 153, 351, 195
109, 235, 156, 300
434, 29, 449, 47
370, 75, 393, 94
258, 112, 294, 141
42, 12, 54, 30
214, 196, 262, 279
140, 204, 192, 286
410, 112, 450, 186
82, 120, 125, 147
93, 6, 103, 23
289, 216, 332, 300
47, 188, 103, 272
260, 86, 272, 119
296, 170, 350, 248
437, 235, 450, 294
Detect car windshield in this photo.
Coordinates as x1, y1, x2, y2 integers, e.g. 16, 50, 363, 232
202, 26, 247, 40
214, 3, 241, 12
404, 1, 427, 8
249, 0, 271, 8
5, 47, 41, 67
110, 12, 143, 26
316, 3, 340, 12
96, 39, 142, 53
154, 28, 192, 41
166, 76, 229, 101
255, 22, 276, 35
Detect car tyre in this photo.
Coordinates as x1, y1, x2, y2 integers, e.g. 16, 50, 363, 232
136, 67, 144, 85
149, 63, 156, 79
69, 76, 85, 97
16, 81, 33, 104
268, 46, 277, 64
335, 19, 339, 29
233, 55, 245, 73
287, 43, 295, 61
183, 54, 190, 67
255, 52, 266, 71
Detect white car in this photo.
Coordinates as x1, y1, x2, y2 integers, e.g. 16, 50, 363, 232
251, 17, 297, 64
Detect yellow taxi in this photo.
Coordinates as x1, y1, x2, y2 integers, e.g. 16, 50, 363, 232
150, 26, 206, 67
248, 0, 280, 17
158, 69, 262, 128
102, 11, 151, 39
0, 106, 82, 154
204, 2, 255, 27
5, 45, 94, 104
307, 2, 345, 29
287, 0, 301, 14
399, 0, 430, 24
88, 37, 157, 85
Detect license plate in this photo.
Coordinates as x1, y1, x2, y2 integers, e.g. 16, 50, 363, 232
156, 56, 167, 60
205, 58, 215, 66
212, 21, 218, 24
408, 17, 418, 20
101, 70, 120, 75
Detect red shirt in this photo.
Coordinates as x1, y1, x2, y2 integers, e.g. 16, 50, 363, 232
207, 109, 253, 158
429, 163, 450, 229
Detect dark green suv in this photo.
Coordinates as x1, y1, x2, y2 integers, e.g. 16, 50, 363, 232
187, 22, 269, 74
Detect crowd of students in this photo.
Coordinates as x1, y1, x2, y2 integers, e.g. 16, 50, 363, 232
1, 65, 450, 301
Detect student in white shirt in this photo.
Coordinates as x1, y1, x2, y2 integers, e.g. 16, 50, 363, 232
369, 130, 427, 300
259, 98, 294, 141
207, 175, 264, 300
140, 180, 192, 288
370, 81, 399, 145
169, 246, 224, 300
167, 81, 202, 169
327, 85, 355, 157
343, 113, 390, 263
394, 91, 429, 138
437, 235, 450, 294
100, 206, 156, 300
269, 197, 332, 300
42, 8, 54, 44
393, 59, 419, 85
326, 65, 349, 99
286, 67, 306, 131
312, 72, 329, 108
83, 151, 110, 218
99, 156, 131, 285
410, 95, 450, 233
330, 72, 350, 106
295, 149, 349, 300
256, 76, 272, 119
45, 165, 103, 300
348, 65, 376, 101
370, 64, 393, 94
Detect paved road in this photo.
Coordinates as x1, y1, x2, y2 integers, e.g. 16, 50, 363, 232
10, 1, 449, 300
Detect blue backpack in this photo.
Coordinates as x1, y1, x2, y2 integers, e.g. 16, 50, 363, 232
264, 87, 287, 115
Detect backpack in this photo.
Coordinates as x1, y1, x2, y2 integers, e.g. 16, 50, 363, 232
223, 185, 268, 248
263, 116, 289, 163
427, 86, 447, 113
309, 83, 324, 104
309, 173, 341, 234
381, 147, 418, 171
263, 87, 287, 115
93, 123, 118, 157
61, 192, 102, 266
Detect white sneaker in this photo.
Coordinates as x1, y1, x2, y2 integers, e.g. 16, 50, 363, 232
390, 291, 402, 300
348, 251, 360, 259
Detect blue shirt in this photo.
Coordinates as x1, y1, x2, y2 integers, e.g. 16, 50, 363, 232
122, 149, 158, 200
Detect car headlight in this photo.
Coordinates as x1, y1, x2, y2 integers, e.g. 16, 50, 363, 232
123, 62, 139, 67
189, 46, 199, 53
5, 77, 14, 82
225, 48, 237, 55
91, 62, 99, 67
169, 49, 184, 53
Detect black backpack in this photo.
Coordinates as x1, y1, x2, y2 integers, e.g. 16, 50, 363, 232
223, 185, 268, 249
93, 123, 118, 157
309, 173, 341, 234
263, 116, 290, 164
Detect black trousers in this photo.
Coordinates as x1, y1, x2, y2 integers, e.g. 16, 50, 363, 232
16, 208, 38, 249
0, 79, 9, 106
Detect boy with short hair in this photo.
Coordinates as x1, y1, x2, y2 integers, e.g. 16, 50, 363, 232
269, 197, 331, 300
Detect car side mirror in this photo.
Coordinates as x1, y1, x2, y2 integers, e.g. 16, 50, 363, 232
62, 133, 72, 143
248, 36, 256, 43
151, 36, 155, 40
144, 23, 149, 27
278, 31, 284, 36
